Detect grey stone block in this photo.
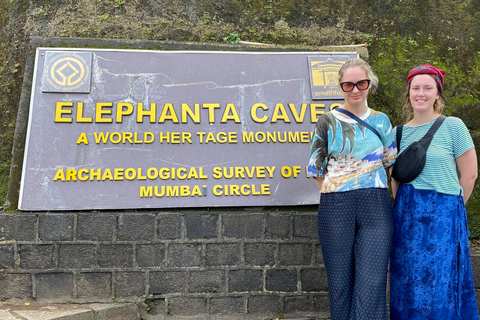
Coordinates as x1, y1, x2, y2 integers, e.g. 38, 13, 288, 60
315, 244, 324, 266
0, 273, 32, 299
157, 213, 182, 240
300, 268, 328, 291
59, 244, 96, 269
210, 296, 245, 314
0, 245, 14, 269
77, 214, 116, 241
39, 214, 74, 241
136, 243, 165, 268
266, 214, 291, 239
98, 244, 133, 268
228, 269, 263, 292
284, 295, 314, 312
90, 303, 141, 320
36, 273, 73, 300
150, 271, 187, 295
77, 272, 112, 298
185, 214, 218, 239
19, 244, 55, 269
168, 297, 207, 315
244, 243, 276, 266
117, 213, 155, 241
313, 293, 330, 312
188, 270, 223, 293
0, 214, 36, 241
266, 269, 297, 292
115, 271, 146, 297
248, 295, 282, 313
279, 243, 313, 266
293, 214, 318, 239
205, 243, 240, 266
167, 243, 202, 267
223, 214, 263, 239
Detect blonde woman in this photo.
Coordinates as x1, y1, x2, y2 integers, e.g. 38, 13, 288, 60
307, 58, 397, 320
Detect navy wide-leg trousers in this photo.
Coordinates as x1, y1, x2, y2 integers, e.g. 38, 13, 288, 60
317, 188, 393, 320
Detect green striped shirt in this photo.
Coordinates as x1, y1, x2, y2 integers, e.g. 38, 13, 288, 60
393, 116, 475, 196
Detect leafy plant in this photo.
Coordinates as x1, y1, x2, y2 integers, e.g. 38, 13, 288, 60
223, 33, 240, 44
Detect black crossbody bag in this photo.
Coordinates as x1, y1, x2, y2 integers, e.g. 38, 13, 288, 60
391, 116, 446, 183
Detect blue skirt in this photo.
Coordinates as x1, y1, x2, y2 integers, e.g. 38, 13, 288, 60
390, 184, 479, 320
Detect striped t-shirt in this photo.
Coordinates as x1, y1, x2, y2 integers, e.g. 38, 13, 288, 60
394, 116, 474, 196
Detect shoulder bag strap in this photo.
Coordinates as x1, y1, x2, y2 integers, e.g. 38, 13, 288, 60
335, 108, 382, 140
418, 115, 446, 149
396, 125, 404, 151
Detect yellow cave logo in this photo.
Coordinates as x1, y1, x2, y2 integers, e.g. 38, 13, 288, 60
310, 58, 345, 88
42, 51, 92, 93
308, 57, 349, 100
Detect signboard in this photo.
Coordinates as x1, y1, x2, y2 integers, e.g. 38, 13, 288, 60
19, 48, 357, 210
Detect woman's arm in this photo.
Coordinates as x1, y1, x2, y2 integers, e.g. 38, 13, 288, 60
389, 167, 400, 198
314, 177, 324, 191
456, 148, 478, 204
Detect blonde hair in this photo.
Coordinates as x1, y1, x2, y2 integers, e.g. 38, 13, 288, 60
338, 58, 379, 94
403, 80, 444, 121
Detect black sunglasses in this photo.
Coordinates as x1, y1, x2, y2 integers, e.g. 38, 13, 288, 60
340, 79, 371, 92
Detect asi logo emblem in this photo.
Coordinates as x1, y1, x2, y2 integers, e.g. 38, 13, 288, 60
41, 51, 92, 93
308, 56, 352, 100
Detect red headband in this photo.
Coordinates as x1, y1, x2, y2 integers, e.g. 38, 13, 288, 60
406, 64, 446, 94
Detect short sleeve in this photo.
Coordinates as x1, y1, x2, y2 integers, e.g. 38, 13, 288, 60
449, 117, 475, 158
377, 113, 397, 167
307, 115, 329, 177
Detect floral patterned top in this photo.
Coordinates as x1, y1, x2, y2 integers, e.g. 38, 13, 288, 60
307, 108, 397, 193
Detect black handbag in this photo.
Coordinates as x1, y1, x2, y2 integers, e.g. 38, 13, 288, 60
391, 116, 445, 183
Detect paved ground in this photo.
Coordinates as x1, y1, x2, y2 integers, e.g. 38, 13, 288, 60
0, 301, 330, 320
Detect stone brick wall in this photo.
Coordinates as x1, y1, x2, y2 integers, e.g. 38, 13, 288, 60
0, 210, 330, 316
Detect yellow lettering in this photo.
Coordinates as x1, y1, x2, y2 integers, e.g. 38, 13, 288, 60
116, 102, 134, 123
53, 169, 65, 181
76, 133, 89, 145
251, 103, 268, 123
159, 103, 179, 123
137, 102, 156, 123
140, 186, 153, 197
271, 103, 290, 123
76, 102, 92, 122
55, 102, 73, 123
95, 102, 113, 123
221, 103, 241, 123
203, 103, 220, 123
181, 103, 200, 123
66, 169, 77, 181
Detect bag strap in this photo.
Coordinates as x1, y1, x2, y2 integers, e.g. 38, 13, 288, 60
396, 125, 404, 150
397, 115, 446, 152
418, 115, 446, 149
335, 108, 382, 140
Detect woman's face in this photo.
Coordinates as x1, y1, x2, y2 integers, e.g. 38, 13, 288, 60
409, 74, 440, 113
339, 66, 370, 107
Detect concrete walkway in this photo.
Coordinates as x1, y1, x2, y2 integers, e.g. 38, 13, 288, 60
0, 301, 330, 320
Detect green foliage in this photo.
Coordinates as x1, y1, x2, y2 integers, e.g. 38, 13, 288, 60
223, 33, 240, 44
114, 0, 126, 8
97, 13, 110, 21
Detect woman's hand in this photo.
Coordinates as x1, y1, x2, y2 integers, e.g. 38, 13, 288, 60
314, 177, 324, 191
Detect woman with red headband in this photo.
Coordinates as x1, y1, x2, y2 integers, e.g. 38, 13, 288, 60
389, 65, 479, 319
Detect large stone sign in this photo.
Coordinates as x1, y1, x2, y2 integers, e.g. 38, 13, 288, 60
19, 48, 356, 210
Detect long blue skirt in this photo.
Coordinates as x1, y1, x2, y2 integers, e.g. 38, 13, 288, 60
390, 184, 479, 319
